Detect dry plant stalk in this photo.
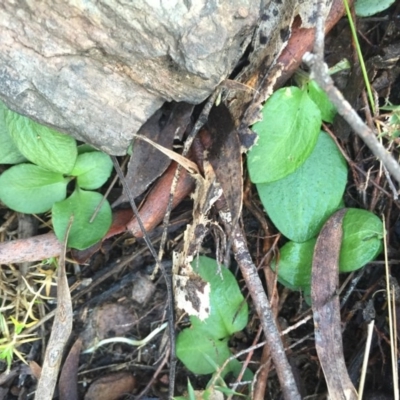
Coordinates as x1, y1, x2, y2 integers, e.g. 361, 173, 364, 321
34, 218, 73, 400
311, 209, 357, 400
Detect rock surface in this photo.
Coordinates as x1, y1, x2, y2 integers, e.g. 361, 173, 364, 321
0, 1, 259, 154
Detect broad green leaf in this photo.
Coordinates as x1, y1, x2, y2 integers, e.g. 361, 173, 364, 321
176, 329, 231, 375
190, 256, 248, 339
247, 87, 321, 183
52, 188, 112, 249
273, 208, 383, 291
77, 144, 97, 154
71, 152, 113, 190
272, 239, 316, 291
0, 102, 26, 164
257, 131, 347, 242
307, 80, 337, 123
355, 0, 396, 16
5, 110, 77, 174
0, 164, 68, 213
339, 209, 382, 272
176, 257, 248, 376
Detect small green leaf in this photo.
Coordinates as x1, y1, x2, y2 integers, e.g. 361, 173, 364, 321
221, 359, 254, 383
77, 144, 98, 154
273, 208, 383, 291
272, 239, 316, 291
190, 256, 248, 339
0, 164, 68, 213
248, 87, 321, 183
5, 110, 77, 174
340, 209, 383, 272
176, 329, 231, 375
176, 257, 248, 376
307, 80, 337, 123
187, 380, 196, 400
0, 102, 26, 164
52, 188, 112, 249
71, 152, 113, 190
355, 0, 396, 16
257, 131, 347, 242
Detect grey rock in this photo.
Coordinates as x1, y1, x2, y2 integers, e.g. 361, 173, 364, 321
0, 0, 259, 154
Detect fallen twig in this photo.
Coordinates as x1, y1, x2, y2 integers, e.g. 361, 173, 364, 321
228, 223, 301, 400
34, 218, 73, 400
303, 0, 400, 186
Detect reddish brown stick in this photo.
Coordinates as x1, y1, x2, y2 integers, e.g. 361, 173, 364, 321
126, 162, 194, 236
0, 163, 194, 264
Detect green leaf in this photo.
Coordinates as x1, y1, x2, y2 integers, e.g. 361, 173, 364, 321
0, 102, 26, 164
340, 209, 383, 272
247, 87, 321, 183
176, 257, 248, 376
77, 144, 98, 154
0, 164, 68, 213
307, 80, 337, 123
71, 152, 113, 190
273, 208, 383, 291
272, 239, 316, 291
190, 256, 248, 339
187, 380, 196, 400
52, 188, 112, 249
221, 359, 254, 383
257, 131, 347, 242
355, 0, 396, 16
5, 110, 77, 174
176, 329, 231, 375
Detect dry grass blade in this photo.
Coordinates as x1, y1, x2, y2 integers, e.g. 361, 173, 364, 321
311, 209, 357, 400
132, 133, 200, 175
34, 217, 74, 400
383, 218, 399, 400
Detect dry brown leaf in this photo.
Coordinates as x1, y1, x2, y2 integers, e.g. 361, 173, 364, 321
132, 133, 200, 176
34, 218, 73, 400
80, 303, 138, 350
28, 361, 42, 380
173, 159, 222, 321
84, 372, 136, 400
201, 103, 243, 225
311, 209, 357, 400
59, 338, 82, 400
115, 102, 193, 206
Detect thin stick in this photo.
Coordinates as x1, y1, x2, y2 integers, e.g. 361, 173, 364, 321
324, 124, 393, 199
383, 218, 399, 400
303, 58, 400, 187
89, 155, 129, 223
230, 225, 300, 399
111, 156, 176, 399
392, 289, 399, 398
152, 91, 221, 384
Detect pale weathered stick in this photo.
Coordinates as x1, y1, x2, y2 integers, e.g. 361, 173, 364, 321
218, 194, 300, 399
303, 1, 400, 186
229, 224, 301, 400
35, 218, 73, 400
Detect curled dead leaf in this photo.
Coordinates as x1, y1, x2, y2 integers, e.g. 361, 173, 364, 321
311, 209, 357, 400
